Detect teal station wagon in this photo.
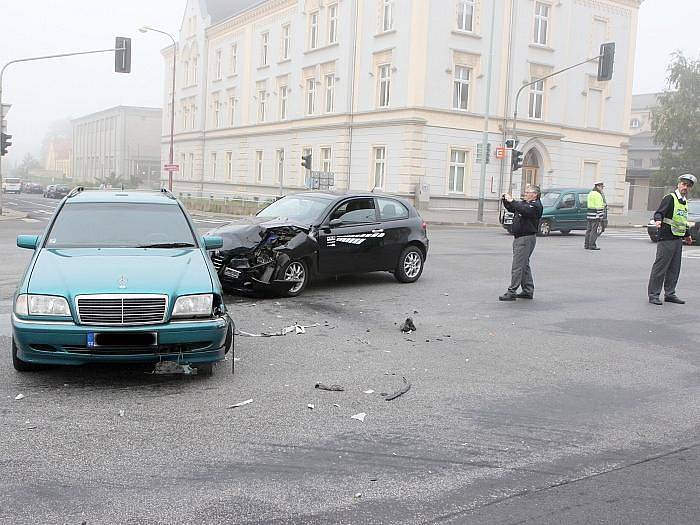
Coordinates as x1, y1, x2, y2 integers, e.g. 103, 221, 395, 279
12, 188, 233, 374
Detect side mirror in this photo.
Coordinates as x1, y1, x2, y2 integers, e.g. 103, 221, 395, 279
329, 218, 342, 228
202, 236, 223, 250
17, 235, 39, 250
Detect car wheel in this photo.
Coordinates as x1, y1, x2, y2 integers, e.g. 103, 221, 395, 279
12, 338, 42, 372
537, 220, 551, 237
560, 230, 571, 235
395, 245, 424, 283
279, 259, 309, 297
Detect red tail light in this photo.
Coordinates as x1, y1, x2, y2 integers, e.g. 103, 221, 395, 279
421, 221, 427, 231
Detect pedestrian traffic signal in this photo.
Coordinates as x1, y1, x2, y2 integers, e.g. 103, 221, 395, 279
1, 132, 12, 156
301, 153, 312, 170
511, 149, 523, 171
597, 42, 615, 82
115, 36, 132, 74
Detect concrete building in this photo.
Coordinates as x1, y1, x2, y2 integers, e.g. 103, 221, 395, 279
45, 138, 72, 179
72, 106, 162, 187
163, 0, 641, 218
626, 92, 663, 211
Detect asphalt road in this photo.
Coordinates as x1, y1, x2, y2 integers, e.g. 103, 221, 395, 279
1, 195, 698, 524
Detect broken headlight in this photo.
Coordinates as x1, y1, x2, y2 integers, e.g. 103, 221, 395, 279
172, 294, 213, 318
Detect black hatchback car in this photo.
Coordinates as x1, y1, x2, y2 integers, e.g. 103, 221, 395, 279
44, 184, 71, 199
207, 192, 429, 296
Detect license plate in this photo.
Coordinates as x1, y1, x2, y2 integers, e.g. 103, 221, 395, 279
224, 267, 241, 279
87, 332, 158, 347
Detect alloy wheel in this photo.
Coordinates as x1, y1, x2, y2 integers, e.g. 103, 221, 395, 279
284, 261, 306, 294
403, 251, 422, 279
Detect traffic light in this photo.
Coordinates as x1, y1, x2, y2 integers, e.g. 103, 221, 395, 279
597, 42, 615, 82
511, 149, 523, 171
301, 153, 312, 170
504, 139, 517, 150
115, 36, 132, 74
1, 132, 12, 156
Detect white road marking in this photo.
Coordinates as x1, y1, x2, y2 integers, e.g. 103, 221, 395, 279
21, 218, 41, 223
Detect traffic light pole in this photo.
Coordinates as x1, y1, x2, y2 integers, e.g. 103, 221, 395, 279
0, 45, 126, 215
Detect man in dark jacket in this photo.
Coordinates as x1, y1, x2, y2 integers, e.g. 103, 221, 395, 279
647, 173, 696, 305
499, 184, 544, 301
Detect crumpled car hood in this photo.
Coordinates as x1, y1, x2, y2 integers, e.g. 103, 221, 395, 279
207, 217, 311, 254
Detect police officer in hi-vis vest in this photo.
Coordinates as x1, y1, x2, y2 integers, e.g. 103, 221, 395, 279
648, 173, 697, 305
584, 180, 607, 250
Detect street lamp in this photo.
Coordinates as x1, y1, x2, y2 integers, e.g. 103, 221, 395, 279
139, 25, 176, 191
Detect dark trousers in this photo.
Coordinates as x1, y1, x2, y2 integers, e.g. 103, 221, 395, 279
508, 234, 537, 295
648, 238, 683, 299
584, 219, 602, 249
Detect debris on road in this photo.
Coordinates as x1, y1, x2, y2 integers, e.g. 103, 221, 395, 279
363, 389, 375, 394
354, 492, 362, 499
237, 322, 319, 337
307, 404, 315, 410
14, 394, 25, 400
384, 377, 411, 401
227, 398, 254, 409
315, 382, 345, 391
351, 412, 366, 422
399, 317, 417, 333
118, 410, 125, 417
153, 361, 197, 375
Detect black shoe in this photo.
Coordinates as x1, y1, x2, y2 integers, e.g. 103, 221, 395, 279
664, 295, 685, 304
589, 247, 601, 251
499, 292, 516, 301
515, 292, 533, 299
649, 297, 662, 305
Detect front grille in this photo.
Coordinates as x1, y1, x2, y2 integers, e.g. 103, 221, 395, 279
76, 294, 168, 326
211, 254, 224, 271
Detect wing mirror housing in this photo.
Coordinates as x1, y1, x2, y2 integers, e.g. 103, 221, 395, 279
329, 218, 342, 228
17, 235, 39, 250
202, 236, 223, 250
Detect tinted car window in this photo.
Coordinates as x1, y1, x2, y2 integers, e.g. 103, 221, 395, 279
377, 197, 409, 220
330, 198, 377, 224
541, 192, 560, 207
560, 194, 575, 209
45, 203, 196, 248
257, 196, 329, 223
578, 193, 588, 208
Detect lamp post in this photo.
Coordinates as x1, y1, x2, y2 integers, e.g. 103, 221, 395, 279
139, 26, 176, 191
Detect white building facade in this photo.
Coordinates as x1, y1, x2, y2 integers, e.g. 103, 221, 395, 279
163, 0, 641, 216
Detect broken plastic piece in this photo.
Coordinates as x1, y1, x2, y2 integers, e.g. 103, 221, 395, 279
385, 377, 411, 401
153, 361, 196, 375
363, 389, 374, 394
399, 318, 416, 332
315, 382, 345, 391
227, 398, 254, 409
351, 412, 366, 422
14, 394, 25, 400
307, 404, 315, 410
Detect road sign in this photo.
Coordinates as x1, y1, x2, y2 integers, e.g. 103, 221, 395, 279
495, 147, 506, 159
306, 171, 334, 190
164, 164, 179, 172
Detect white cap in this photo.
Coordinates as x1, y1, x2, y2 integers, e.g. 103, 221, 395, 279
594, 180, 604, 186
679, 173, 697, 185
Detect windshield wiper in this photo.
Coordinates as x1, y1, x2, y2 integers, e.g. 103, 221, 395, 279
137, 242, 195, 248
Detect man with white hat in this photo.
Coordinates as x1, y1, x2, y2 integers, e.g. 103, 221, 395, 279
648, 173, 697, 305
584, 180, 607, 250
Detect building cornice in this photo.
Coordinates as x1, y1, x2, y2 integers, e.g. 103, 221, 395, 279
207, 0, 296, 40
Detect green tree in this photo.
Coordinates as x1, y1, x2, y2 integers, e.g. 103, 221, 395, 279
651, 52, 700, 195
20, 153, 41, 175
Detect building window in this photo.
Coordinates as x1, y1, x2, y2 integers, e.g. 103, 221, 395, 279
325, 74, 335, 113
228, 94, 236, 126
457, 0, 475, 32
630, 118, 640, 129
192, 55, 198, 84
182, 104, 189, 130
650, 158, 660, 168
321, 147, 332, 172
309, 11, 319, 49
306, 78, 317, 115
382, 0, 394, 32
258, 90, 267, 122
279, 85, 289, 120
631, 158, 643, 168
209, 152, 217, 180
276, 148, 285, 184
215, 49, 222, 79
328, 4, 338, 44
190, 102, 196, 129
213, 98, 221, 128
453, 65, 471, 110
533, 2, 550, 45
378, 64, 391, 108
281, 24, 291, 60
180, 153, 187, 180
373, 146, 386, 189
261, 32, 269, 66
256, 150, 264, 182
528, 78, 544, 119
189, 153, 194, 179
449, 149, 467, 193
226, 151, 233, 180
587, 88, 603, 129
183, 60, 189, 86
230, 43, 238, 74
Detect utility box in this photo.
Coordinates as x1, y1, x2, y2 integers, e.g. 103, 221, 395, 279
415, 182, 430, 210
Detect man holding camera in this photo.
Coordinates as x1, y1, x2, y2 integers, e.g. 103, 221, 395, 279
499, 185, 544, 301
647, 173, 696, 305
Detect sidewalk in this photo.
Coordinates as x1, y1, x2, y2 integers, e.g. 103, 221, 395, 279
0, 208, 26, 221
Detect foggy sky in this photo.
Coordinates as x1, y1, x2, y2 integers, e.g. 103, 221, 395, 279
0, 0, 697, 165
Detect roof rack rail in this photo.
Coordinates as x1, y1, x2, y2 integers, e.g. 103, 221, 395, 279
67, 186, 84, 198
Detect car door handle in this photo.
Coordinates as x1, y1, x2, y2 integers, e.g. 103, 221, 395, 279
372, 229, 384, 233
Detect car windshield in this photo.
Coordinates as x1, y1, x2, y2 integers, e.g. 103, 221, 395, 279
45, 203, 196, 248
541, 192, 561, 207
256, 196, 330, 223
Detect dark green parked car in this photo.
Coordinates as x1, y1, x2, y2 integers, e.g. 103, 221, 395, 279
501, 187, 607, 236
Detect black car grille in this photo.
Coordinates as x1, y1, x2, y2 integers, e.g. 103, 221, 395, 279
211, 254, 225, 271
76, 295, 168, 326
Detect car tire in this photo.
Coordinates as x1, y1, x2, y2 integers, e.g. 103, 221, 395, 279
394, 245, 424, 283
12, 338, 42, 372
560, 229, 571, 235
278, 259, 310, 297
537, 220, 551, 237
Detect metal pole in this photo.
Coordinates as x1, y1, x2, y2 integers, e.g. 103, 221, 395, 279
476, 0, 498, 223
